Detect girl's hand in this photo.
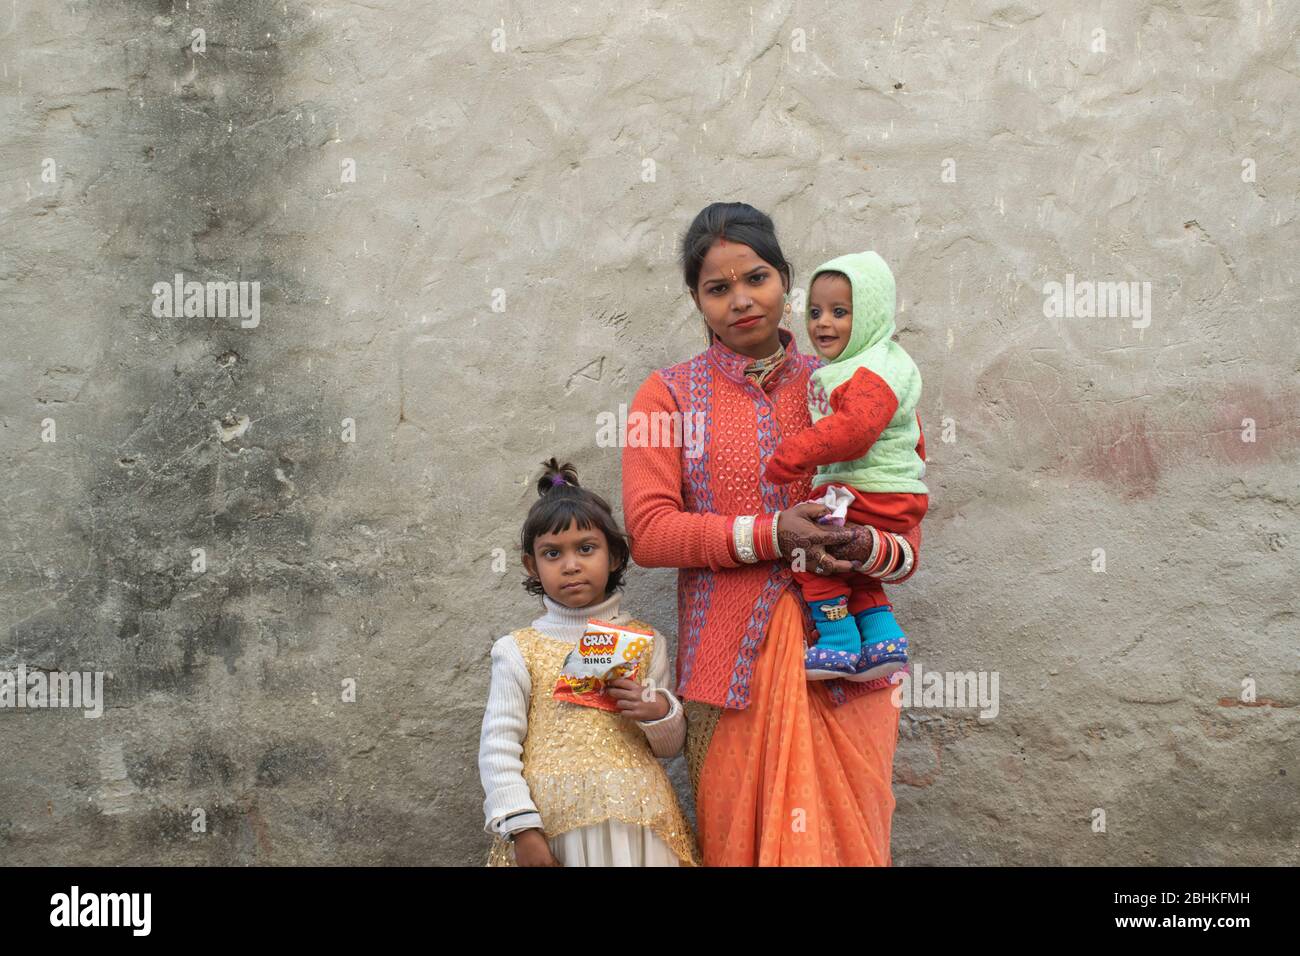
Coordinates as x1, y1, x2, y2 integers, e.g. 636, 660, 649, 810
513, 829, 560, 867
607, 677, 670, 722
777, 502, 857, 574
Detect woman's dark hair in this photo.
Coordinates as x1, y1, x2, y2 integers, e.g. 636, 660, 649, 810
520, 457, 631, 598
679, 202, 793, 326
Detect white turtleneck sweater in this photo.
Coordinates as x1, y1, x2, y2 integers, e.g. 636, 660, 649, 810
478, 590, 685, 838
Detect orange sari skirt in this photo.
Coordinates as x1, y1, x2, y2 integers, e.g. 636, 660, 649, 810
692, 589, 901, 866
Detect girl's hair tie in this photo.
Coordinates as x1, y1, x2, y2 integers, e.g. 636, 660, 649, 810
550, 474, 568, 487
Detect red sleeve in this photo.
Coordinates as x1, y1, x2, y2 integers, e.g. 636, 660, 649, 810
621, 374, 742, 571
769, 366, 899, 475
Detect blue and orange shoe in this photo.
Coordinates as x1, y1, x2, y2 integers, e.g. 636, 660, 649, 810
805, 646, 861, 680
847, 606, 908, 682
805, 596, 861, 681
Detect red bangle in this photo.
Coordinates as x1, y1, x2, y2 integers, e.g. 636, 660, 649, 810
883, 533, 903, 576
725, 516, 739, 563
867, 530, 895, 576
884, 532, 905, 576
862, 529, 882, 575
764, 513, 779, 561
753, 514, 774, 561
883, 535, 904, 572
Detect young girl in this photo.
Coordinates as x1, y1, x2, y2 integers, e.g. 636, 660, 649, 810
477, 458, 698, 867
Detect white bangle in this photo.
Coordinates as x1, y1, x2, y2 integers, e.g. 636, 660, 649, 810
881, 535, 914, 581
733, 514, 758, 563
861, 526, 880, 573
771, 510, 782, 559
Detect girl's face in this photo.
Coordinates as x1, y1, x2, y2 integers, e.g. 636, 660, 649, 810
807, 272, 854, 360
689, 240, 788, 359
523, 519, 621, 609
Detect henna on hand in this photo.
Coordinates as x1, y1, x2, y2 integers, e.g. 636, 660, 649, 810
806, 543, 856, 575
777, 503, 854, 573
824, 522, 876, 567
776, 502, 827, 555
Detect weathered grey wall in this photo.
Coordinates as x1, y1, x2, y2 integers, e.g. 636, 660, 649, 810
1, 0, 1296, 865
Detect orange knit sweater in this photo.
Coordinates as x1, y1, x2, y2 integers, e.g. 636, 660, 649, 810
621, 328, 923, 709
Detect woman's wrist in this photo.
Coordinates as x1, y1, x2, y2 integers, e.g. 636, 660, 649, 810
753, 513, 779, 561
732, 513, 782, 563
732, 514, 758, 563
881, 536, 914, 580
832, 525, 910, 578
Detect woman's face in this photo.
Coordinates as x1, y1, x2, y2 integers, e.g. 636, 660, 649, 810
522, 519, 620, 609
690, 240, 788, 359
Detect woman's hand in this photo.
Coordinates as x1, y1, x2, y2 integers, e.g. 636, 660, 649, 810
607, 678, 670, 722
777, 502, 857, 575
823, 523, 883, 570
513, 829, 561, 867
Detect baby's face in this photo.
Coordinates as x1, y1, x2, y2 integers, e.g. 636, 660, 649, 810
807, 272, 853, 360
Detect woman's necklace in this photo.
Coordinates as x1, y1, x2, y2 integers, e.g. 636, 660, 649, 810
743, 341, 787, 390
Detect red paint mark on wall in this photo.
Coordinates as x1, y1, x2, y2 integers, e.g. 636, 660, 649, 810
1078, 408, 1162, 498
245, 802, 273, 856
1212, 384, 1300, 466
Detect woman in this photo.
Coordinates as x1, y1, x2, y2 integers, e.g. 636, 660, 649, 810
621, 202, 925, 866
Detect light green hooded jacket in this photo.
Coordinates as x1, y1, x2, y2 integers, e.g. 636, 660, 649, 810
806, 251, 928, 494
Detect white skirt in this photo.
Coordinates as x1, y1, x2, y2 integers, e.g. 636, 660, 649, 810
550, 820, 682, 867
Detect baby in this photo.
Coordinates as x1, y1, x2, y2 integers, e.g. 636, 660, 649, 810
764, 251, 929, 681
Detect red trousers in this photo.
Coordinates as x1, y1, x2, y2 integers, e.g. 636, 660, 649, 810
791, 484, 928, 615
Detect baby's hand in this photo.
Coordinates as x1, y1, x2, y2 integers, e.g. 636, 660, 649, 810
607, 678, 669, 722
764, 453, 807, 486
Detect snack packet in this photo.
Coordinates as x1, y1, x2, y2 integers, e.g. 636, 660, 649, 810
553, 619, 655, 712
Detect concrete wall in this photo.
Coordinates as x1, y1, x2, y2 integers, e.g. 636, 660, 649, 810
1, 0, 1295, 865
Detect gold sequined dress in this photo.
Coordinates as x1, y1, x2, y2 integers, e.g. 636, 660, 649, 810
479, 592, 698, 867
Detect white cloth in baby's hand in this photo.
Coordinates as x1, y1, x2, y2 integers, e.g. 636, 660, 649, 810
813, 484, 854, 526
